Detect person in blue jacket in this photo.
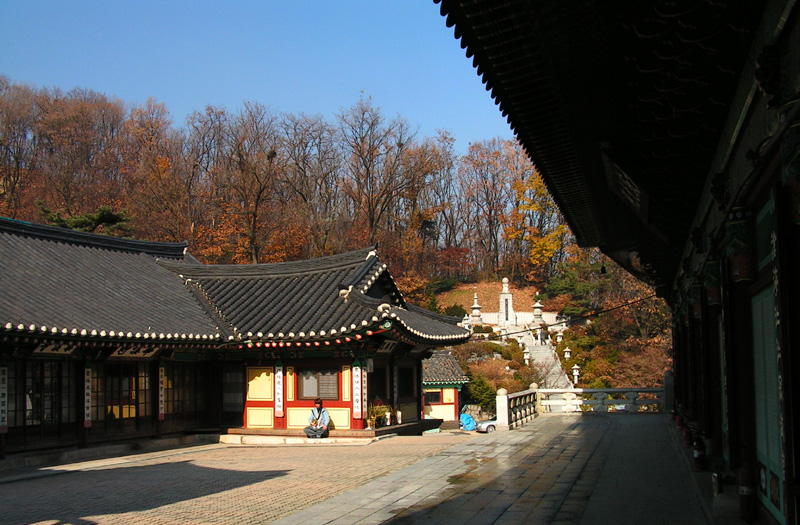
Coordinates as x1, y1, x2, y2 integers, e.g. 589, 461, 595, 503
304, 398, 330, 438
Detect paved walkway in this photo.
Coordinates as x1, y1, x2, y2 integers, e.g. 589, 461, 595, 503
0, 414, 715, 524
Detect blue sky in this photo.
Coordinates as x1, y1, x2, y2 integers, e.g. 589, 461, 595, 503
1, 1, 515, 152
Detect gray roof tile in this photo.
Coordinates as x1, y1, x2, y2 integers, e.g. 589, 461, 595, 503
0, 218, 220, 340
1, 218, 471, 347
160, 248, 470, 345
423, 350, 469, 385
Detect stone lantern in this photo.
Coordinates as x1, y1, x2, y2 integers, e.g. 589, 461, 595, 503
533, 299, 544, 323
572, 364, 580, 385
564, 346, 572, 359
532, 298, 544, 343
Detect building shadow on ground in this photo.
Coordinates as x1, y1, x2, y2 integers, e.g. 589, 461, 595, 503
0, 460, 288, 524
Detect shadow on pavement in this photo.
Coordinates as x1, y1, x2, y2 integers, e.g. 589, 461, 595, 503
0, 460, 288, 524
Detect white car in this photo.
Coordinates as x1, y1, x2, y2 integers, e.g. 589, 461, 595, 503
475, 417, 497, 433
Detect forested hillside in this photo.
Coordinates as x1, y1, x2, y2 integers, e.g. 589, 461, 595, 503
437, 253, 671, 412
0, 76, 671, 390
0, 76, 568, 289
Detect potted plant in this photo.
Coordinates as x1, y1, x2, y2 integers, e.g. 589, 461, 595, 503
366, 403, 378, 429
368, 403, 393, 427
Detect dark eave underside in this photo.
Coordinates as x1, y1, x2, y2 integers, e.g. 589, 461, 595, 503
436, 0, 763, 288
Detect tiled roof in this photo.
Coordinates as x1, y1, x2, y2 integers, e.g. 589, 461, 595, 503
423, 350, 469, 385
0, 218, 221, 342
158, 248, 471, 346
0, 218, 471, 348
387, 303, 470, 343
0, 217, 191, 259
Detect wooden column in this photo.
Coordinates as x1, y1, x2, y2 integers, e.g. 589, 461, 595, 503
81, 362, 92, 447
775, 181, 798, 524
0, 364, 7, 459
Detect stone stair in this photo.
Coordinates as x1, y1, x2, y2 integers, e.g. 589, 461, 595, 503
517, 328, 572, 389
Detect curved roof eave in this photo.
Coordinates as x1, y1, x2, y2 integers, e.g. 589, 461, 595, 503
1, 322, 222, 344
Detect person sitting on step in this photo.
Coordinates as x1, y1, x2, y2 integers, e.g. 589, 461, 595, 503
304, 398, 330, 439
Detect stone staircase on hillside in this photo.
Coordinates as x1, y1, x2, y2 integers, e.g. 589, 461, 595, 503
465, 278, 573, 389
518, 329, 572, 389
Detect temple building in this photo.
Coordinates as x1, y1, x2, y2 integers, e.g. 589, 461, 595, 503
0, 217, 470, 455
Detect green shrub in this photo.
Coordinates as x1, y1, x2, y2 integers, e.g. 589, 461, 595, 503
444, 304, 468, 318
464, 372, 496, 413
427, 278, 457, 295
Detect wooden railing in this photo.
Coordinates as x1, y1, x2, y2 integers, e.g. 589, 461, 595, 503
495, 385, 665, 431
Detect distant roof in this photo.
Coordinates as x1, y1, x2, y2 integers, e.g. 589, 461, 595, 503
0, 217, 470, 350
423, 350, 469, 385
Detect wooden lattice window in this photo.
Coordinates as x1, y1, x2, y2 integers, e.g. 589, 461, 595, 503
298, 369, 338, 400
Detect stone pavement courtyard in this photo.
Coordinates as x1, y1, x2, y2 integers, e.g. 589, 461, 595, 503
0, 414, 716, 524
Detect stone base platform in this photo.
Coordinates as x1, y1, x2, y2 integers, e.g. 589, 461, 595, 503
223, 418, 443, 442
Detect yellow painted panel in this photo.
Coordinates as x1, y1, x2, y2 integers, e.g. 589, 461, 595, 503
443, 388, 455, 404
287, 367, 295, 401
247, 367, 274, 400
327, 407, 351, 430
427, 404, 454, 420
287, 407, 310, 428
247, 407, 274, 428
108, 405, 136, 419
286, 407, 351, 429
342, 366, 351, 402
